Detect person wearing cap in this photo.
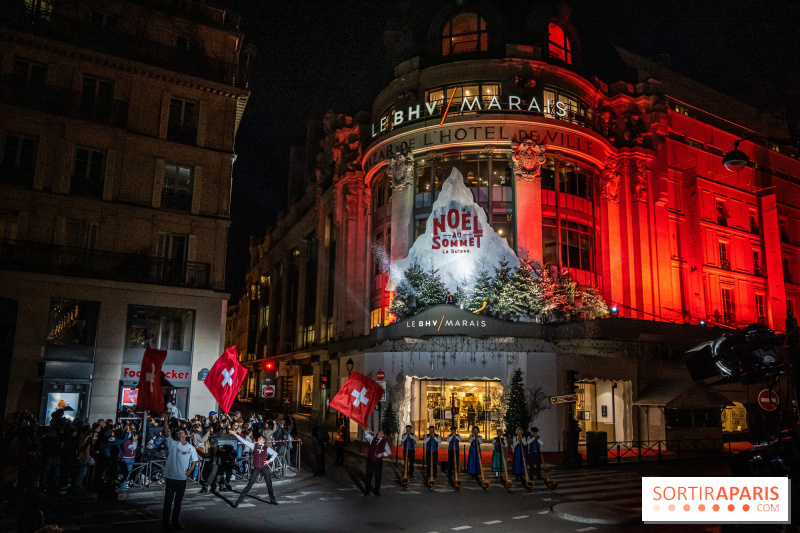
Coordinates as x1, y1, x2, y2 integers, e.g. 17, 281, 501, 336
445, 426, 461, 478
527, 426, 544, 480
423, 426, 441, 481
399, 425, 416, 477
466, 426, 483, 479
363, 428, 391, 496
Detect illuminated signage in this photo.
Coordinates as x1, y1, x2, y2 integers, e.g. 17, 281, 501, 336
372, 94, 570, 137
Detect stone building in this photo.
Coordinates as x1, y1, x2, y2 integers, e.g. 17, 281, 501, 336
236, 1, 797, 454
0, 0, 249, 422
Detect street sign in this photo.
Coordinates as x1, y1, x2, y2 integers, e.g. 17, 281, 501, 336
262, 385, 276, 398
376, 370, 385, 380
757, 389, 779, 411
551, 394, 578, 404
378, 380, 386, 401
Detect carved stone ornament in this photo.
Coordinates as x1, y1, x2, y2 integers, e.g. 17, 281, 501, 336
386, 151, 415, 191
629, 158, 648, 203
512, 139, 546, 182
598, 155, 620, 205
342, 179, 364, 221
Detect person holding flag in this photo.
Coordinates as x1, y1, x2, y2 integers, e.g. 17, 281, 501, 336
161, 412, 199, 531
231, 429, 279, 508
363, 428, 391, 496
204, 347, 248, 415
136, 345, 167, 413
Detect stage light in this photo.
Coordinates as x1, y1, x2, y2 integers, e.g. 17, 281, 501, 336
699, 319, 706, 327
610, 306, 619, 317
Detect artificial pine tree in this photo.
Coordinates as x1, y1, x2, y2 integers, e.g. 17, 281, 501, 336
418, 263, 447, 309
579, 286, 609, 319
389, 262, 427, 320
554, 273, 579, 320
532, 262, 559, 321
466, 268, 493, 312
454, 275, 472, 309
381, 399, 400, 438
490, 260, 515, 318
504, 368, 531, 435
508, 259, 541, 320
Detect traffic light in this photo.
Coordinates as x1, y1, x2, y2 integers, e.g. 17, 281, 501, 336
451, 406, 459, 417
567, 370, 579, 392
263, 360, 276, 382
320, 371, 330, 389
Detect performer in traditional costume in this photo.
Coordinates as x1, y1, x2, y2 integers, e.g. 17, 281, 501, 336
445, 426, 461, 477
511, 427, 526, 480
466, 426, 482, 479
399, 425, 416, 477
527, 426, 544, 480
491, 429, 507, 478
423, 426, 441, 480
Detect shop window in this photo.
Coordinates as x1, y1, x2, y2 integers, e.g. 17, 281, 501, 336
71, 147, 105, 198
1, 133, 38, 188
46, 298, 100, 362
126, 305, 195, 355
162, 163, 193, 211
441, 12, 488, 56
168, 98, 198, 145
548, 23, 571, 64
300, 375, 313, 405
755, 294, 766, 325
721, 402, 748, 432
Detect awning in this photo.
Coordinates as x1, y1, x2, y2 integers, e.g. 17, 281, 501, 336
634, 380, 729, 409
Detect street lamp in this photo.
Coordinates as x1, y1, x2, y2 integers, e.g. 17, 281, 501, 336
346, 358, 354, 375
722, 136, 797, 172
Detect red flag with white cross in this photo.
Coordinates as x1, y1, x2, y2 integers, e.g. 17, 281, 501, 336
135, 345, 167, 412
204, 346, 248, 414
329, 372, 384, 428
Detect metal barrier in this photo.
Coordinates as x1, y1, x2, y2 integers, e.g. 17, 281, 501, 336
604, 438, 742, 464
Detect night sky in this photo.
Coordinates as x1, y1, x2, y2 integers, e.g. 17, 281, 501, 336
222, 0, 800, 299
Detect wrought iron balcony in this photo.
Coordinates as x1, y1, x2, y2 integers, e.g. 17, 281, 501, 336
0, 79, 128, 127
0, 239, 211, 289
720, 259, 731, 271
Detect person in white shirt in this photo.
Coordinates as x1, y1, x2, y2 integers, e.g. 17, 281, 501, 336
445, 426, 462, 478
364, 429, 391, 496
161, 413, 199, 531
232, 431, 278, 507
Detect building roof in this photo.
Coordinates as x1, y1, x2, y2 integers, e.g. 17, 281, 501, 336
634, 381, 729, 409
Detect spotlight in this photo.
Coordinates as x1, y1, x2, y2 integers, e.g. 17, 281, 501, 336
699, 320, 706, 327
610, 306, 619, 317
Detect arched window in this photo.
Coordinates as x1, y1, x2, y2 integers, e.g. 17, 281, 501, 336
442, 12, 488, 56
548, 23, 571, 64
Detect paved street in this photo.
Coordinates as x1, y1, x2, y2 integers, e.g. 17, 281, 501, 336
6, 455, 739, 533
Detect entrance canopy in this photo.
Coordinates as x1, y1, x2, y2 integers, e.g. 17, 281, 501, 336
634, 381, 728, 409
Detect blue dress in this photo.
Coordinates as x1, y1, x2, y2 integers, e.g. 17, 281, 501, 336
466, 437, 482, 475
512, 439, 525, 475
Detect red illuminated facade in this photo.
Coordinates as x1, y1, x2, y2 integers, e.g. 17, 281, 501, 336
237, 1, 797, 451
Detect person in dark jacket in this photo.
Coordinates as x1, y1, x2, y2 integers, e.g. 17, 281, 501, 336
311, 423, 329, 476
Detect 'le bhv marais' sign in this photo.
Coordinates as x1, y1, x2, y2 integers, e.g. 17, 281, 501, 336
375, 304, 537, 339
363, 96, 606, 172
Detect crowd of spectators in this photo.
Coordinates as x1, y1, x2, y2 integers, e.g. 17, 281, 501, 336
0, 407, 299, 532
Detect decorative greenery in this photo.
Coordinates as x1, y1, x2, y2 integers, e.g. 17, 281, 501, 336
381, 399, 400, 437
390, 259, 609, 322
504, 368, 531, 435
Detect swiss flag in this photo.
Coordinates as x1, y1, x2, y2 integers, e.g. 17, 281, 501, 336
204, 346, 248, 414
329, 372, 384, 429
135, 345, 167, 412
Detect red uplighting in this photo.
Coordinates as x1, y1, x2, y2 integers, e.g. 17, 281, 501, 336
265, 362, 275, 371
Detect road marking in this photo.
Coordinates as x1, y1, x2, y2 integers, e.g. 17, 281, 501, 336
512, 515, 529, 519
319, 497, 343, 501
538, 510, 550, 514
234, 503, 255, 508
542, 498, 558, 501
452, 527, 472, 531
338, 487, 360, 491
400, 490, 422, 494
576, 528, 597, 532
483, 520, 502, 524
275, 500, 302, 504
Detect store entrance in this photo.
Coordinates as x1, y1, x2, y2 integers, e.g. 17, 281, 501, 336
418, 379, 503, 438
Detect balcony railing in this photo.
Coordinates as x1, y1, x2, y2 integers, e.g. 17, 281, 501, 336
0, 79, 128, 127
0, 239, 212, 289
0, 9, 249, 89
720, 259, 731, 271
